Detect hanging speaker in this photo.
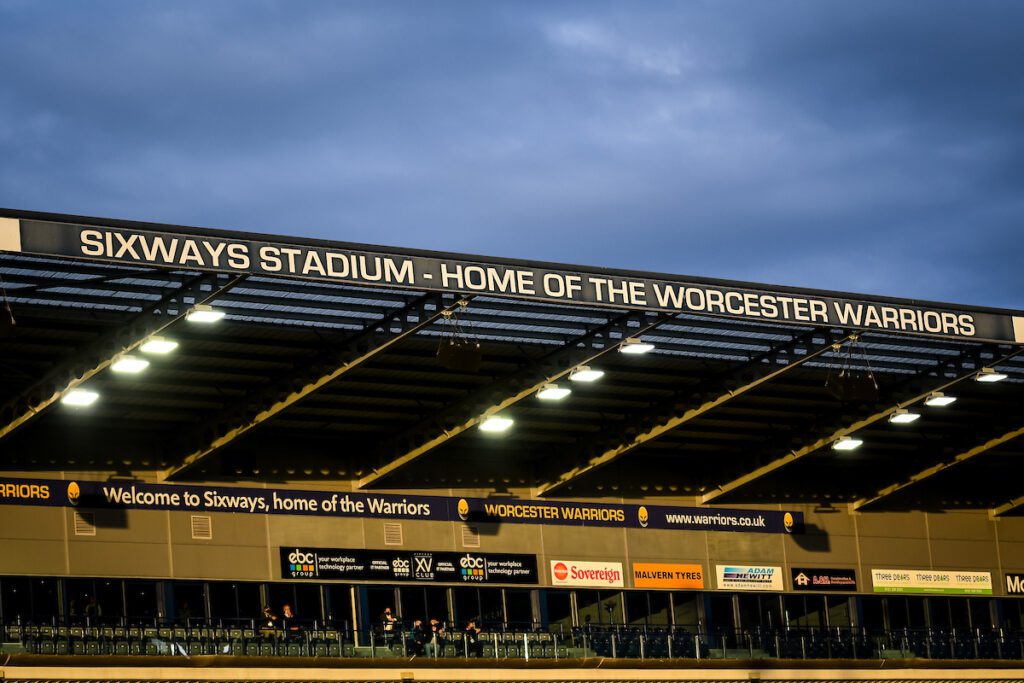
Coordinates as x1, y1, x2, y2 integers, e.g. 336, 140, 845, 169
437, 339, 482, 372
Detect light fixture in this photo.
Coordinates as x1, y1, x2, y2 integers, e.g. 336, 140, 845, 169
832, 436, 863, 451
140, 336, 179, 354
620, 338, 655, 355
569, 366, 604, 382
924, 392, 956, 407
185, 304, 225, 323
537, 384, 571, 400
889, 409, 920, 424
62, 389, 99, 407
479, 416, 514, 432
111, 355, 150, 374
975, 367, 1007, 383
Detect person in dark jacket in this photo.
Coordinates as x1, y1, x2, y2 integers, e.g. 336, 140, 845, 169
464, 619, 482, 657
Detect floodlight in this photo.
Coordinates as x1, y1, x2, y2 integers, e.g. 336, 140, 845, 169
620, 338, 655, 355
111, 355, 150, 374
889, 409, 920, 424
185, 304, 225, 323
140, 336, 179, 354
975, 367, 1007, 383
479, 416, 514, 432
62, 389, 99, 407
537, 384, 571, 400
832, 436, 863, 451
569, 366, 604, 382
924, 392, 956, 407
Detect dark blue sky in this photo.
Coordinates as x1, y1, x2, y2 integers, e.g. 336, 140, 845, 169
1, 1, 1021, 308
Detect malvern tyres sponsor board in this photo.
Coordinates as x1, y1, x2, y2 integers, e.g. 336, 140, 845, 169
632, 563, 704, 589
281, 548, 537, 585
791, 568, 857, 592
0, 476, 802, 535
550, 560, 624, 588
716, 565, 784, 592
871, 569, 992, 595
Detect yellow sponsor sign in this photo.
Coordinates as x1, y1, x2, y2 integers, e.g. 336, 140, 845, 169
632, 562, 704, 589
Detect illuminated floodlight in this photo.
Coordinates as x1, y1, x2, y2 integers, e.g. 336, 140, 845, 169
569, 366, 604, 382
924, 392, 956, 407
537, 384, 572, 401
62, 389, 99, 407
975, 367, 1007, 383
479, 416, 514, 432
832, 436, 863, 451
889, 409, 920, 425
111, 355, 150, 374
620, 338, 655, 355
185, 304, 225, 324
139, 336, 179, 354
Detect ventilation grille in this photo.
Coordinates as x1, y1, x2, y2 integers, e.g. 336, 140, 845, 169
73, 511, 96, 536
191, 515, 213, 540
461, 525, 481, 548
383, 522, 403, 546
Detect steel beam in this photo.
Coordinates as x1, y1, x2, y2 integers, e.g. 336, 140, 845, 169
853, 424, 1024, 511
0, 272, 242, 441
359, 310, 676, 489
701, 346, 1022, 504
161, 292, 459, 481
537, 329, 851, 497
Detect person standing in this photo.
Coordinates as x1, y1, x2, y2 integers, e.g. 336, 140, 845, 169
381, 607, 397, 645
464, 619, 482, 657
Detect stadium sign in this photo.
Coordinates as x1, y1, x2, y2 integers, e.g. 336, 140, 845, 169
0, 476, 803, 535
871, 569, 992, 595
790, 567, 857, 592
2, 217, 1023, 344
281, 547, 537, 584
716, 565, 784, 592
1005, 573, 1024, 595
632, 562, 705, 589
550, 560, 625, 587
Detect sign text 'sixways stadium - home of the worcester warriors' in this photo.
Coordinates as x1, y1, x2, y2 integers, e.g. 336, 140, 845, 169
2, 217, 1022, 344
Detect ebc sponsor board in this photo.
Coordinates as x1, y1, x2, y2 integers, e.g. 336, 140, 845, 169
281, 548, 537, 584
5, 217, 1019, 344
1007, 573, 1024, 595
791, 568, 857, 592
632, 563, 704, 589
0, 476, 802, 535
550, 560, 624, 588
871, 569, 992, 595
716, 565, 784, 592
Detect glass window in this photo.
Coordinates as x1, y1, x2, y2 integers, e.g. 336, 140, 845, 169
66, 579, 96, 621
968, 598, 992, 630
479, 588, 504, 626
625, 591, 650, 625
124, 581, 157, 620
576, 590, 602, 626
505, 589, 534, 628
707, 593, 735, 634
543, 590, 572, 632
209, 581, 239, 621
324, 584, 353, 627
398, 587, 426, 623
672, 592, 700, 631
740, 594, 782, 630
366, 587, 397, 629
31, 578, 60, 622
293, 583, 323, 623
452, 587, 480, 626
172, 582, 206, 623
1000, 599, 1024, 631
1, 577, 32, 621
268, 583, 296, 619
648, 591, 671, 625
783, 595, 822, 629
236, 582, 262, 619
97, 579, 124, 620
826, 596, 852, 628
860, 596, 885, 630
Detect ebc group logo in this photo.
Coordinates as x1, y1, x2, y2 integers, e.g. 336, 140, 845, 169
287, 549, 317, 578
391, 557, 411, 578
460, 554, 487, 581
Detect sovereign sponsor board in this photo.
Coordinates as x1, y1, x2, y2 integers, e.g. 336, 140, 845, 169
0, 476, 802, 535
281, 548, 537, 584
632, 563, 704, 589
550, 560, 624, 588
1007, 573, 1024, 595
716, 565, 784, 592
791, 568, 857, 592
871, 569, 993, 595
3, 216, 1019, 344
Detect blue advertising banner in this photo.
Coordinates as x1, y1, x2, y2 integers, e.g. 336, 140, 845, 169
0, 476, 802, 534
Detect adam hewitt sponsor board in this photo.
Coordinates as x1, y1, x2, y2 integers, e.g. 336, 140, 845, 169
716, 565, 784, 592
632, 563, 704, 589
550, 560, 624, 588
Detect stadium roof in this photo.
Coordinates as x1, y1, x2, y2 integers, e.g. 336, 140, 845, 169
1, 208, 1023, 515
